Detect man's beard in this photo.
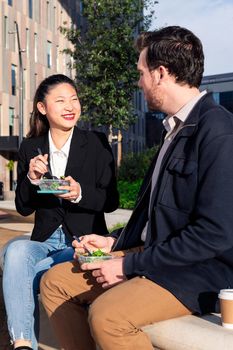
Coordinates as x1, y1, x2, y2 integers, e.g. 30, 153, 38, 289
147, 85, 163, 111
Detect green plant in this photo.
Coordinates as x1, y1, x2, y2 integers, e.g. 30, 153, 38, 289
116, 147, 159, 209
6, 160, 14, 172
118, 179, 143, 209
108, 222, 125, 233
118, 146, 158, 182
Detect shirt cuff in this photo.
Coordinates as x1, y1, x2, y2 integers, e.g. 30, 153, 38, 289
27, 173, 43, 186
71, 183, 82, 203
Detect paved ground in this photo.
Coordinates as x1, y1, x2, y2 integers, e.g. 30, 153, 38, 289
0, 200, 132, 233
0, 200, 132, 349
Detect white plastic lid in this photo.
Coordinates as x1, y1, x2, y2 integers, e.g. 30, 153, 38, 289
218, 289, 233, 300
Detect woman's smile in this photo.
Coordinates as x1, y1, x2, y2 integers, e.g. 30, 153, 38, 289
62, 113, 76, 120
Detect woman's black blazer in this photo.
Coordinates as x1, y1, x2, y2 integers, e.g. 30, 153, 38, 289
15, 127, 119, 242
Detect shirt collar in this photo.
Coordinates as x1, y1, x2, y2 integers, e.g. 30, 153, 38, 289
163, 90, 207, 133
48, 128, 74, 158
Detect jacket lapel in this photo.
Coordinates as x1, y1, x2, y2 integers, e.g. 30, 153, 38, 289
65, 127, 88, 177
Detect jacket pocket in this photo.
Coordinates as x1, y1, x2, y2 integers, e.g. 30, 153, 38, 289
159, 158, 197, 212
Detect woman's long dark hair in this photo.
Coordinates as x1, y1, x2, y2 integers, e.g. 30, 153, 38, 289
27, 74, 78, 138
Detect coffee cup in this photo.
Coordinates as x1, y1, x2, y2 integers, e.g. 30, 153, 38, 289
218, 289, 233, 329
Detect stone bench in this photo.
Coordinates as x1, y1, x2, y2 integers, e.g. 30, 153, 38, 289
39, 307, 233, 350
142, 313, 233, 350
2, 237, 233, 350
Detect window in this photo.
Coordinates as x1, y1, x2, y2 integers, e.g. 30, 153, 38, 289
8, 0, 13, 5
47, 1, 50, 29
11, 65, 17, 96
4, 16, 8, 48
63, 53, 66, 73
34, 33, 38, 62
9, 107, 15, 136
35, 0, 41, 23
28, 0, 33, 19
47, 41, 52, 68
56, 45, 59, 71
26, 28, 30, 57
23, 69, 27, 99
138, 91, 142, 111
34, 73, 38, 95
60, 10, 63, 27
213, 92, 220, 104
53, 6, 57, 32
80, 1, 83, 14
12, 27, 16, 52
142, 118, 145, 136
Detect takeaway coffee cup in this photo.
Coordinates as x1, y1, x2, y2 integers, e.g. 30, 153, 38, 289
218, 289, 233, 329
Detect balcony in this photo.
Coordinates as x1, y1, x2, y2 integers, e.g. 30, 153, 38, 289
0, 136, 19, 153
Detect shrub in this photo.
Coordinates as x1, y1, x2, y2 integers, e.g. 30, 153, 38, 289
118, 146, 158, 182
118, 179, 143, 209
108, 222, 125, 233
117, 146, 158, 209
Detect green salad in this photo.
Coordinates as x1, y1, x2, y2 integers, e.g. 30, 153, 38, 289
50, 182, 60, 190
91, 249, 109, 257
77, 249, 113, 264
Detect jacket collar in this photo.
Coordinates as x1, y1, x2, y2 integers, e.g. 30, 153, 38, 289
160, 94, 213, 163
165, 92, 214, 140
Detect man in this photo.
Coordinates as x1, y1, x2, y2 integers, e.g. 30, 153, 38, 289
40, 26, 233, 350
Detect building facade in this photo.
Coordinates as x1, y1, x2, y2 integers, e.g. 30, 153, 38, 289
145, 72, 233, 149
200, 72, 233, 114
0, 0, 81, 197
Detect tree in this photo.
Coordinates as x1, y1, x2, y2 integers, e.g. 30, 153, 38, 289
61, 0, 157, 134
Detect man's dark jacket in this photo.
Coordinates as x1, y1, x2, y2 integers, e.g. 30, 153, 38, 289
113, 93, 233, 314
16, 127, 119, 242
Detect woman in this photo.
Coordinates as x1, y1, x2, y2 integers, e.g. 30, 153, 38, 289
3, 74, 119, 350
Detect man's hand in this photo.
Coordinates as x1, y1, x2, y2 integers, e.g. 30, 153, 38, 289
73, 234, 115, 256
81, 257, 127, 288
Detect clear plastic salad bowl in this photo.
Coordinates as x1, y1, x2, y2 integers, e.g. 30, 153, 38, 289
37, 179, 69, 194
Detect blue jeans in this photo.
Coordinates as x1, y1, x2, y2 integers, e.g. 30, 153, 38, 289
2, 227, 74, 350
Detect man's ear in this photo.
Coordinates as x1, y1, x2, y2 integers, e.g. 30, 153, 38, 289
37, 102, 46, 115
159, 66, 168, 80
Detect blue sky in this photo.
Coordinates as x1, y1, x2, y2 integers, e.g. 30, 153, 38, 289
150, 0, 233, 76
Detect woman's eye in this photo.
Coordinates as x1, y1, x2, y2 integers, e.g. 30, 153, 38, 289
56, 99, 64, 103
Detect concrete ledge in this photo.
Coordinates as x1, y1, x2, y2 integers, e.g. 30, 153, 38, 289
142, 313, 233, 350
3, 191, 15, 201
39, 310, 230, 350
39, 301, 59, 350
